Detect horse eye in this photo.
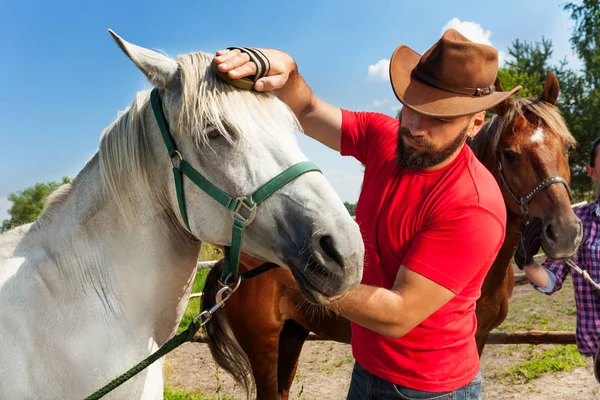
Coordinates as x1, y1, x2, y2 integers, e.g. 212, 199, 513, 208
206, 129, 221, 139
502, 149, 518, 162
566, 143, 575, 154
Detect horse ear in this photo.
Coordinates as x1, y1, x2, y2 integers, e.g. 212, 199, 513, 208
108, 29, 179, 89
541, 70, 560, 105
492, 78, 509, 116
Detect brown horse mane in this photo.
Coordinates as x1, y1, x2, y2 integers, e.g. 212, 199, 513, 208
469, 97, 577, 159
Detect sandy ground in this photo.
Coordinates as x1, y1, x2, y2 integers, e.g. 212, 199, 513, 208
165, 267, 600, 399
165, 339, 600, 399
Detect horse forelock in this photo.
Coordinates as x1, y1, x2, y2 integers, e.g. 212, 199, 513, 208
96, 50, 301, 220
474, 97, 577, 158
176, 51, 301, 148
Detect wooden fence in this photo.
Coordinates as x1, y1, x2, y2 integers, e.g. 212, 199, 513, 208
190, 330, 576, 345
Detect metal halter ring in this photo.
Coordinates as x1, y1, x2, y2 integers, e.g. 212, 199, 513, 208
232, 197, 257, 225
170, 150, 184, 169
218, 272, 243, 291
193, 274, 241, 325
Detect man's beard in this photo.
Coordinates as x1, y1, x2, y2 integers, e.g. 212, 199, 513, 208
396, 126, 468, 170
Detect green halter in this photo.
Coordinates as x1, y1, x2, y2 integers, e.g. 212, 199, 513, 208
150, 88, 321, 283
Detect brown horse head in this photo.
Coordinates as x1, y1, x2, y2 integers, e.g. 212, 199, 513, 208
476, 70, 582, 259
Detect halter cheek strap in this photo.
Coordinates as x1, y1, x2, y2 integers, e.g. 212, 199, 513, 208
150, 88, 320, 283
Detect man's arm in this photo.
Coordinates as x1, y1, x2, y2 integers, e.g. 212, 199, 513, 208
334, 267, 455, 339
265, 264, 455, 339
266, 208, 504, 339
337, 206, 504, 338
213, 48, 343, 151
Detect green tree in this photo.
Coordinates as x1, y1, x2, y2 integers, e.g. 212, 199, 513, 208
344, 201, 357, 216
496, 37, 563, 97
494, 33, 598, 200
1, 177, 71, 232
565, 0, 600, 87
563, 0, 600, 200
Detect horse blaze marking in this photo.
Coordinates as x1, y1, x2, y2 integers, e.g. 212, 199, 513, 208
530, 127, 545, 143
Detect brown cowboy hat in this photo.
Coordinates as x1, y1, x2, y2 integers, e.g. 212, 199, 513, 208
390, 29, 522, 118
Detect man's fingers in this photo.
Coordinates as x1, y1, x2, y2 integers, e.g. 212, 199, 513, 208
229, 63, 257, 79
218, 52, 250, 71
255, 74, 287, 91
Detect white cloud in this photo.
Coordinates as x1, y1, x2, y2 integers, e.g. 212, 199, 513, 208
497, 51, 506, 66
367, 59, 390, 81
442, 18, 506, 66
442, 18, 492, 46
0, 197, 11, 222
368, 19, 504, 82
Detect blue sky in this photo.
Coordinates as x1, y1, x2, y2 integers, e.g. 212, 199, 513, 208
0, 0, 582, 221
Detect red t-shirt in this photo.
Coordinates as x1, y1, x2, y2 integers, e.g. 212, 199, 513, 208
340, 110, 506, 392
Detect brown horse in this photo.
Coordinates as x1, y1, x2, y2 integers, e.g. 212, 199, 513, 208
201, 71, 583, 399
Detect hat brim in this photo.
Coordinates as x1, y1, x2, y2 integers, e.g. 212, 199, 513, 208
389, 45, 522, 118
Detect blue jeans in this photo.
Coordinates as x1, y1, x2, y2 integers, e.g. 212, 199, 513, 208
346, 361, 482, 400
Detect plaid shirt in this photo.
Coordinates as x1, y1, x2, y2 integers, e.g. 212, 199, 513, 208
536, 199, 600, 357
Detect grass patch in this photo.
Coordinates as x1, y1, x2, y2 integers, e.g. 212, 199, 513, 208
321, 355, 354, 374
199, 243, 224, 262
495, 277, 577, 333
497, 345, 586, 384
164, 388, 205, 400
483, 276, 585, 384
177, 243, 222, 333
164, 387, 235, 400
177, 268, 210, 333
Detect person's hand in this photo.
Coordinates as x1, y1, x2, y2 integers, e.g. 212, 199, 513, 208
213, 48, 295, 92
515, 217, 543, 270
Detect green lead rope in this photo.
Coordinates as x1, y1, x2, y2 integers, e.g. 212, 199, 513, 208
84, 319, 202, 400
84, 88, 321, 400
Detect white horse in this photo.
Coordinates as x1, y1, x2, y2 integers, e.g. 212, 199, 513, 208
0, 31, 364, 399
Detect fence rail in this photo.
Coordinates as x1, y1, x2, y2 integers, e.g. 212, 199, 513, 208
190, 330, 576, 345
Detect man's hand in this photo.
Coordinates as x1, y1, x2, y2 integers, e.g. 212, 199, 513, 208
515, 217, 543, 270
214, 46, 344, 152
213, 48, 295, 92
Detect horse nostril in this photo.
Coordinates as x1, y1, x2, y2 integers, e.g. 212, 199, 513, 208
319, 235, 344, 269
545, 223, 558, 243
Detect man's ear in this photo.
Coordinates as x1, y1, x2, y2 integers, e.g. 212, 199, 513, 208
468, 111, 486, 138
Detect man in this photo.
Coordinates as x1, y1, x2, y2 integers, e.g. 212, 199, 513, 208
214, 29, 521, 399
516, 137, 600, 382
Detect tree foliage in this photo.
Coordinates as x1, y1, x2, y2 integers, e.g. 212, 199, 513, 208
1, 177, 71, 232
495, 3, 600, 201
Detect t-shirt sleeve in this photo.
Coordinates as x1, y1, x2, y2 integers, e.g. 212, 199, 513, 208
401, 207, 505, 294
340, 109, 398, 165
